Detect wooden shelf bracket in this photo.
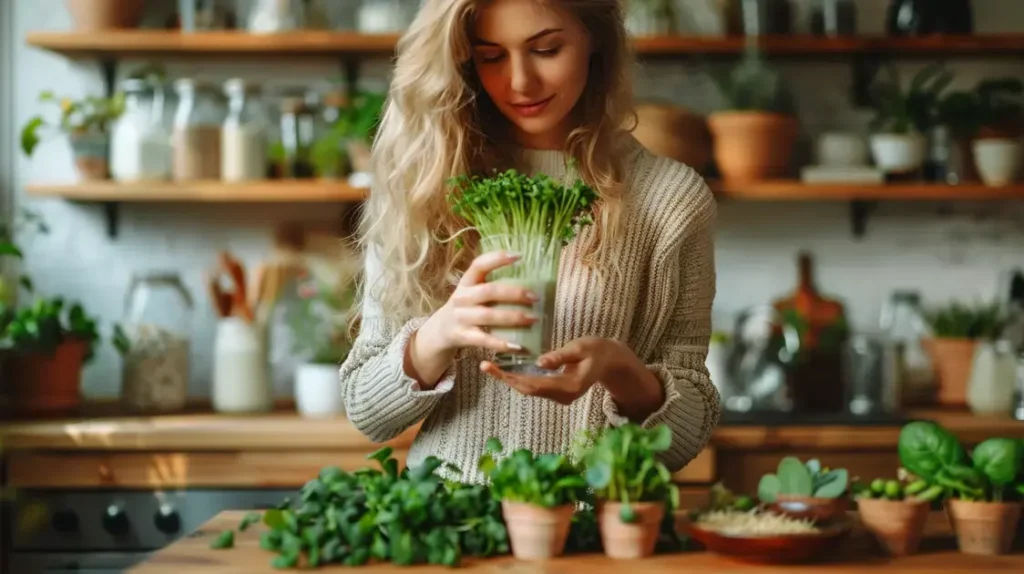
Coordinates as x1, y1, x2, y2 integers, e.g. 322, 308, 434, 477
100, 58, 121, 239
850, 200, 877, 237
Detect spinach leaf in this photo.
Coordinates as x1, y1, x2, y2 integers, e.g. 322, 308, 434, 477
897, 421, 967, 480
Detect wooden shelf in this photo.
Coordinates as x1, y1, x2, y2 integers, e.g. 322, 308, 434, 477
25, 180, 369, 202
25, 30, 1024, 59
711, 180, 1024, 201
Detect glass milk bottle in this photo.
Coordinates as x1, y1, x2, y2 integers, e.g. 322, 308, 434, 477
221, 78, 268, 182
213, 317, 273, 413
120, 273, 194, 413
172, 79, 225, 181
110, 78, 171, 182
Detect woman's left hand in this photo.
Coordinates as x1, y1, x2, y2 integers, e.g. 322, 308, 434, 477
480, 337, 624, 405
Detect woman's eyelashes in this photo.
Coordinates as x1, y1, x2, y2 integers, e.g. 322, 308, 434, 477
475, 46, 563, 63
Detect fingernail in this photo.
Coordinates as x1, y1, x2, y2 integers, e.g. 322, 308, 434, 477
525, 291, 539, 301
506, 252, 521, 260
524, 313, 538, 321
506, 342, 522, 351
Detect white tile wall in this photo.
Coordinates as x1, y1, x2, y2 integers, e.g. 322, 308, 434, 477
4, 0, 1024, 398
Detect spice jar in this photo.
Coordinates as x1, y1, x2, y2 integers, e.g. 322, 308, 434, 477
221, 78, 269, 182
120, 272, 194, 413
276, 94, 316, 178
213, 317, 273, 413
172, 78, 225, 181
111, 78, 171, 182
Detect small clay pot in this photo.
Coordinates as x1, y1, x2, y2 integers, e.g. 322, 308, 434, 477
68, 131, 110, 181
0, 339, 88, 417
66, 0, 145, 31
922, 338, 977, 406
946, 499, 1022, 556
597, 501, 665, 559
501, 501, 574, 560
771, 495, 849, 523
707, 111, 799, 181
856, 497, 930, 556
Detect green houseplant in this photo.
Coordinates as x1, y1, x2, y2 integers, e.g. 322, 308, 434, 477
21, 90, 125, 180
866, 63, 953, 175
757, 456, 850, 522
920, 299, 1007, 407
938, 77, 1023, 185
707, 47, 799, 181
310, 90, 385, 179
446, 168, 597, 374
897, 421, 1024, 555
851, 475, 943, 557
478, 437, 589, 559
574, 423, 679, 559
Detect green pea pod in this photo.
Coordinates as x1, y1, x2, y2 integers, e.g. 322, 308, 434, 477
913, 484, 944, 502
904, 480, 928, 495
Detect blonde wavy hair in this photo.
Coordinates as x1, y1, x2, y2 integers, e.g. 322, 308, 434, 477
355, 0, 637, 327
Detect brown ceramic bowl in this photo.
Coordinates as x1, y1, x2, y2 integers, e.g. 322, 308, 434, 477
684, 518, 852, 564
769, 495, 850, 522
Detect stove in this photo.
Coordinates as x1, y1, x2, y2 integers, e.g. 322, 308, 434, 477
6, 488, 297, 573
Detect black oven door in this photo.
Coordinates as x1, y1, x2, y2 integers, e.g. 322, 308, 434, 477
10, 551, 153, 574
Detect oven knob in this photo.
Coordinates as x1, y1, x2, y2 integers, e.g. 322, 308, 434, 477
154, 505, 181, 534
52, 509, 79, 533
103, 505, 130, 536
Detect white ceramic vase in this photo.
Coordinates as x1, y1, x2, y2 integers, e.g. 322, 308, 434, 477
972, 138, 1022, 186
869, 132, 927, 174
295, 363, 344, 418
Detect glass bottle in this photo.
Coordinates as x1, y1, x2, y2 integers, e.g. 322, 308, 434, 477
879, 290, 935, 406
810, 0, 856, 36
277, 94, 316, 178
221, 78, 269, 182
111, 78, 171, 182
172, 79, 226, 181
121, 272, 194, 413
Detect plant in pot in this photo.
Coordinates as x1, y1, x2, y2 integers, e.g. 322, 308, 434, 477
624, 0, 675, 36
971, 77, 1023, 186
707, 47, 799, 181
21, 90, 125, 181
311, 90, 386, 180
866, 63, 953, 176
477, 437, 589, 559
574, 423, 679, 559
757, 456, 849, 522
66, 0, 145, 31
446, 168, 597, 374
921, 299, 1007, 407
897, 421, 1024, 555
850, 474, 944, 556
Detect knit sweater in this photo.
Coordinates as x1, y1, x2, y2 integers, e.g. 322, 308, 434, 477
339, 136, 720, 484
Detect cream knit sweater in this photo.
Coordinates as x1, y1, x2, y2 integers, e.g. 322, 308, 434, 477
339, 137, 720, 484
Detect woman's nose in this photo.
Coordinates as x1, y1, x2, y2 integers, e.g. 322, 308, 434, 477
509, 54, 538, 94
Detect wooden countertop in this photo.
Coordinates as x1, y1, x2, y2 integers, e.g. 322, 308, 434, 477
131, 510, 1023, 573
2, 407, 1021, 452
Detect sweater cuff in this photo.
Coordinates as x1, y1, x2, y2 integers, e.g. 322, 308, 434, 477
602, 363, 707, 451
390, 316, 457, 397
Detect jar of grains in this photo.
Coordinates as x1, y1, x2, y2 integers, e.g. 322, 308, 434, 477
221, 78, 269, 182
172, 78, 225, 181
120, 272, 195, 413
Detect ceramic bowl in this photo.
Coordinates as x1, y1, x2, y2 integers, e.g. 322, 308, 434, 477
684, 517, 852, 564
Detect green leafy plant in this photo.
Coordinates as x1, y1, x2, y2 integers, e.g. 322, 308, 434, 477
284, 273, 357, 365
757, 457, 849, 503
310, 90, 386, 178
477, 437, 589, 508
446, 169, 598, 282
711, 48, 795, 114
574, 423, 679, 522
850, 476, 943, 502
0, 208, 49, 305
924, 299, 1007, 340
941, 77, 1024, 138
20, 90, 125, 156
868, 63, 954, 134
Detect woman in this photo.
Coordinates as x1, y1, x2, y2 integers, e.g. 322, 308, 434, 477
340, 0, 719, 483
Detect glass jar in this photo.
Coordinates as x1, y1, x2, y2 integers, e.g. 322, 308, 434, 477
246, 0, 303, 33
111, 78, 172, 182
221, 78, 269, 182
120, 272, 194, 413
213, 317, 273, 413
172, 78, 226, 181
357, 0, 413, 33
879, 290, 935, 405
276, 94, 317, 178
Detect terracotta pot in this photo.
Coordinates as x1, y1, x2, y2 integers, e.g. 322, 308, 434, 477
597, 501, 665, 559
771, 495, 849, 523
66, 0, 145, 31
631, 103, 712, 173
0, 339, 88, 416
707, 111, 799, 181
946, 499, 1022, 556
856, 498, 930, 556
69, 131, 110, 181
501, 501, 573, 560
922, 338, 977, 406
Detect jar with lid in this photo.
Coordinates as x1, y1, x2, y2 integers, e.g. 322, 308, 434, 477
120, 272, 194, 413
111, 78, 171, 182
172, 79, 226, 181
879, 290, 935, 405
276, 94, 316, 178
213, 317, 273, 413
221, 78, 269, 182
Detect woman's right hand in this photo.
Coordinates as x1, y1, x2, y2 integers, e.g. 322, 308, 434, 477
421, 250, 539, 353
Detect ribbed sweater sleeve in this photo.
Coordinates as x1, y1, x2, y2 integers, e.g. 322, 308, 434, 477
602, 178, 721, 472
338, 246, 456, 443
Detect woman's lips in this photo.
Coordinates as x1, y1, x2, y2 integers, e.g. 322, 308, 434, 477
509, 95, 554, 118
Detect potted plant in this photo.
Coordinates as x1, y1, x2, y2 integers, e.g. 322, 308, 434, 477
624, 0, 675, 36
311, 90, 386, 180
21, 90, 125, 181
897, 421, 1024, 556
574, 423, 679, 559
707, 48, 799, 181
971, 78, 1023, 186
851, 475, 943, 556
66, 0, 145, 31
757, 456, 849, 522
477, 437, 589, 559
921, 299, 1007, 407
446, 169, 597, 374
866, 63, 952, 175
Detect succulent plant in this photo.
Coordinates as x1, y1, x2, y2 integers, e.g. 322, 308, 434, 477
757, 457, 849, 503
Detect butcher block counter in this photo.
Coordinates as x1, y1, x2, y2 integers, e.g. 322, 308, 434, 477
3, 405, 1023, 494
130, 510, 1024, 573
